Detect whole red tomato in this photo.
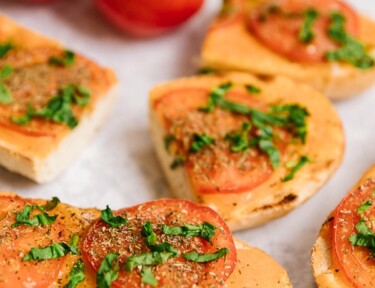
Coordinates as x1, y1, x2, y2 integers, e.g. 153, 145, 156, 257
95, 0, 205, 37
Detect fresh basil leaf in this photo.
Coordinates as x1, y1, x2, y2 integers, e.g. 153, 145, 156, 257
183, 248, 229, 263
101, 206, 127, 228
12, 104, 34, 125
64, 259, 85, 288
299, 9, 319, 43
43, 197, 60, 211
142, 222, 179, 253
141, 267, 157, 287
189, 133, 214, 153
349, 219, 375, 256
199, 82, 233, 112
97, 253, 120, 288
125, 251, 177, 272
259, 138, 280, 169
357, 200, 372, 214
0, 65, 12, 80
245, 84, 261, 95
162, 222, 216, 243
282, 155, 309, 182
0, 42, 13, 58
225, 122, 252, 152
23, 241, 78, 261
12, 205, 57, 227
49, 50, 76, 67
170, 155, 185, 169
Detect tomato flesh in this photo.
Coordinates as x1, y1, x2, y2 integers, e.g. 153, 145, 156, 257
332, 179, 375, 287
0, 196, 66, 288
82, 199, 237, 287
248, 0, 359, 63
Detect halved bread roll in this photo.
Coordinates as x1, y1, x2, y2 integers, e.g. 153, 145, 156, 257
0, 192, 292, 288
149, 72, 344, 231
0, 15, 118, 183
312, 165, 375, 287
201, 0, 375, 99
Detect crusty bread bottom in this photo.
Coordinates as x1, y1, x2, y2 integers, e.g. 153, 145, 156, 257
0, 85, 118, 183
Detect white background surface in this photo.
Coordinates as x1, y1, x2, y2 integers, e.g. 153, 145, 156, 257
0, 0, 374, 287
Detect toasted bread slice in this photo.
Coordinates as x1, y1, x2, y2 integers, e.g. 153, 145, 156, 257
201, 0, 375, 100
0, 192, 292, 287
149, 72, 344, 230
311, 165, 375, 287
0, 15, 118, 183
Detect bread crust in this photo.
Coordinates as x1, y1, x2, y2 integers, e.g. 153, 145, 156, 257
0, 15, 118, 183
0, 192, 291, 287
150, 72, 344, 231
311, 165, 375, 288
201, 0, 375, 100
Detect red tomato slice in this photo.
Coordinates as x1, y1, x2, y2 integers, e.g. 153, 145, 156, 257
154, 87, 287, 194
332, 180, 375, 287
248, 0, 359, 63
95, 0, 204, 37
82, 199, 237, 287
0, 196, 66, 288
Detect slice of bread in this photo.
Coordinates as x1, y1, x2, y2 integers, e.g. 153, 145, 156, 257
311, 165, 375, 287
201, 0, 375, 100
0, 15, 118, 183
149, 72, 344, 230
0, 192, 292, 287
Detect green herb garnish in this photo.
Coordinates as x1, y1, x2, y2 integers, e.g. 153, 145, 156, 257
101, 206, 127, 228
199, 82, 233, 112
64, 259, 85, 288
299, 9, 319, 43
43, 196, 60, 211
282, 155, 309, 182
357, 200, 372, 214
142, 222, 179, 254
96, 253, 120, 288
49, 50, 76, 67
12, 205, 57, 228
164, 135, 176, 152
170, 155, 185, 169
0, 64, 13, 104
162, 222, 216, 243
189, 133, 215, 153
326, 12, 374, 69
225, 122, 253, 152
183, 248, 229, 263
0, 42, 13, 58
349, 219, 375, 256
125, 251, 177, 272
245, 84, 261, 95
141, 267, 158, 287
196, 67, 219, 75
12, 84, 91, 128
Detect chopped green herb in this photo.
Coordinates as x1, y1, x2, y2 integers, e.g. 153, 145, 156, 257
170, 155, 185, 169
49, 50, 76, 67
225, 122, 253, 152
183, 248, 229, 263
162, 222, 216, 243
199, 82, 233, 112
0, 65, 12, 80
299, 9, 319, 43
196, 67, 219, 75
326, 12, 374, 69
0, 65, 13, 104
12, 84, 91, 128
64, 259, 85, 288
357, 200, 372, 214
141, 267, 158, 287
189, 133, 215, 153
43, 197, 60, 211
0, 42, 13, 58
142, 222, 179, 253
125, 251, 177, 272
164, 135, 176, 152
349, 219, 375, 256
12, 205, 57, 228
245, 84, 261, 95
96, 253, 120, 288
101, 206, 127, 228
282, 155, 310, 182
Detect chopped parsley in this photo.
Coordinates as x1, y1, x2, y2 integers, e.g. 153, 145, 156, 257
282, 155, 310, 182
64, 259, 85, 288
49, 50, 76, 67
101, 206, 127, 228
141, 268, 157, 287
0, 42, 13, 58
96, 253, 120, 288
12, 84, 91, 128
0, 64, 13, 104
349, 219, 375, 256
326, 12, 374, 69
357, 200, 372, 214
162, 222, 216, 243
189, 133, 215, 153
125, 251, 177, 272
299, 9, 319, 43
245, 84, 261, 95
12, 204, 57, 228
183, 248, 229, 263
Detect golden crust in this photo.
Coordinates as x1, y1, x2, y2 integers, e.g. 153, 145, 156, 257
201, 1, 375, 100
149, 72, 344, 230
0, 15, 118, 183
311, 165, 375, 288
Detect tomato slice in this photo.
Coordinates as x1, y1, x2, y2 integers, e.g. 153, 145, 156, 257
0, 196, 66, 288
332, 179, 375, 287
82, 199, 237, 287
154, 87, 289, 194
248, 0, 359, 63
